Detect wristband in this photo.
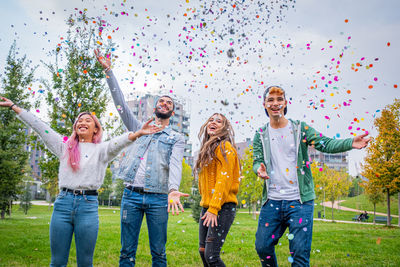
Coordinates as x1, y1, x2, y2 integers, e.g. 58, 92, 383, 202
9, 104, 16, 110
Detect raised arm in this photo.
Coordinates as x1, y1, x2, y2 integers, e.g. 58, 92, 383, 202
94, 49, 142, 132
0, 96, 64, 157
302, 122, 354, 153
101, 118, 164, 163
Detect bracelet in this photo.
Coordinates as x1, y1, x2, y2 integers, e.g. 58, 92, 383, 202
169, 189, 177, 193
104, 67, 111, 73
9, 104, 16, 110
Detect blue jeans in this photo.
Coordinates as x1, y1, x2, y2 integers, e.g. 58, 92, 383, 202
50, 191, 99, 267
119, 188, 169, 267
255, 199, 314, 267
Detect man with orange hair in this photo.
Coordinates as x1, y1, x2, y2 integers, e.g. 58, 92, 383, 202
252, 86, 370, 266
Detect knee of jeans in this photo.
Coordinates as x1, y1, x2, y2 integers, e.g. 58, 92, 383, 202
206, 236, 216, 243
255, 240, 274, 256
204, 250, 221, 266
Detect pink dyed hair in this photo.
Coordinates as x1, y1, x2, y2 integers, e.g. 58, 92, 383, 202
65, 112, 103, 172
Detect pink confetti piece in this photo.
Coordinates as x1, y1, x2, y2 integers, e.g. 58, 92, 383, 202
299, 218, 303, 224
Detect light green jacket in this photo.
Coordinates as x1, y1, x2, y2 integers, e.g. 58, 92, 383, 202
252, 119, 353, 204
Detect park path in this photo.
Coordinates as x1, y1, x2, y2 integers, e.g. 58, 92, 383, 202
321, 200, 399, 218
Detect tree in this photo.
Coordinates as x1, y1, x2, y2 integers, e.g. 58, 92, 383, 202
238, 145, 263, 219
312, 162, 351, 221
113, 179, 125, 206
38, 11, 114, 202
311, 162, 329, 218
361, 179, 384, 224
180, 158, 194, 207
0, 41, 35, 219
98, 168, 113, 206
362, 99, 400, 226
19, 179, 33, 215
191, 181, 202, 223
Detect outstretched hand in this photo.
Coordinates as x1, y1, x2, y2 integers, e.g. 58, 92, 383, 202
137, 118, 165, 136
257, 163, 269, 180
168, 191, 189, 215
352, 132, 370, 149
94, 48, 111, 70
0, 96, 13, 107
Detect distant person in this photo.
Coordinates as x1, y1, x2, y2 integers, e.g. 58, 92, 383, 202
95, 49, 188, 267
195, 113, 240, 266
0, 96, 163, 267
358, 211, 369, 221
252, 86, 370, 266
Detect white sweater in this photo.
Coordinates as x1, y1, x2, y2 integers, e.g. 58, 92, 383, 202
18, 110, 133, 190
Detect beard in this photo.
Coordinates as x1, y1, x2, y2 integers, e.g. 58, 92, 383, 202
155, 108, 173, 119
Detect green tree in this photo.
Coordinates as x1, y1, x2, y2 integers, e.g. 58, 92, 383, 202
180, 158, 194, 207
191, 180, 202, 223
0, 41, 35, 219
19, 179, 33, 215
239, 145, 263, 219
362, 99, 400, 226
113, 179, 125, 206
361, 179, 384, 224
38, 11, 114, 202
312, 162, 329, 218
312, 162, 351, 221
98, 168, 113, 206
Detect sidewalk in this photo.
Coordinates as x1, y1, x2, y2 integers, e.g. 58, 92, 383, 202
321, 200, 399, 218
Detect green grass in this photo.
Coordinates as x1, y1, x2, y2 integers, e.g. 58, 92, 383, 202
0, 205, 399, 267
341, 194, 399, 216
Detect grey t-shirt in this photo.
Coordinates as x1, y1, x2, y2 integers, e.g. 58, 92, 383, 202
267, 123, 300, 200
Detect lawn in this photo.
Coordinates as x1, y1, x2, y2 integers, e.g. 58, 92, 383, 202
0, 205, 399, 267
341, 194, 399, 216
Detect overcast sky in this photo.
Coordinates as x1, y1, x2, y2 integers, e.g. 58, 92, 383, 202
0, 0, 399, 175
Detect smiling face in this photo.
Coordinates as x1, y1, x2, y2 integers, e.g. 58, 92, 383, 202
154, 96, 175, 119
206, 114, 224, 136
264, 88, 287, 119
75, 114, 98, 141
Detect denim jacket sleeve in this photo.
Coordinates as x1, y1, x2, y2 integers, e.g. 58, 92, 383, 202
105, 70, 143, 132
168, 133, 185, 191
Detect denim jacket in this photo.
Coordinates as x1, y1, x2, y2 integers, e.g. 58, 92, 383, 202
106, 70, 185, 194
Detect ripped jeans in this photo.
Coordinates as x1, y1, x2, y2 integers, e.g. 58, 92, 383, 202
199, 203, 236, 267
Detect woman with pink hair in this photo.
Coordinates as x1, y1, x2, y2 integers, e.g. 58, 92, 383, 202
0, 96, 163, 267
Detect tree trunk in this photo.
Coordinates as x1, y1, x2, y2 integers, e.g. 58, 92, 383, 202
1, 210, 4, 219
373, 203, 376, 225
331, 200, 334, 221
252, 203, 257, 220
386, 189, 391, 226
398, 192, 400, 227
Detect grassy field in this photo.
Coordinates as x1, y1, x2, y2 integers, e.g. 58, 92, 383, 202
341, 194, 399, 216
0, 205, 399, 267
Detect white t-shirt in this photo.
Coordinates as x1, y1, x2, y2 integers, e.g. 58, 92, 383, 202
267, 123, 300, 200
